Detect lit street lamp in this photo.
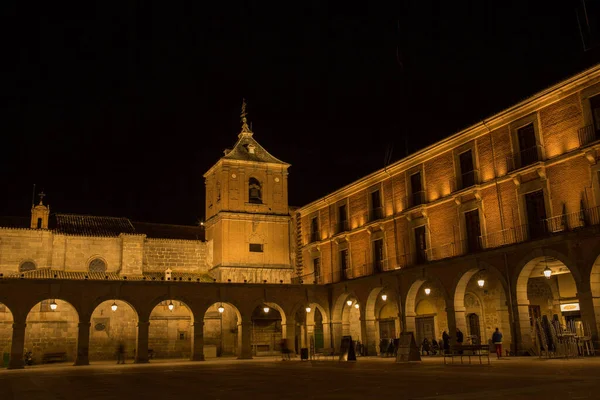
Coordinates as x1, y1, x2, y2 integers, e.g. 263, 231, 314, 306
168, 301, 174, 311
544, 266, 552, 279
346, 299, 353, 306
305, 306, 311, 313
381, 293, 387, 301
477, 279, 485, 288
111, 301, 118, 312
424, 287, 431, 296
218, 304, 225, 313
50, 300, 58, 311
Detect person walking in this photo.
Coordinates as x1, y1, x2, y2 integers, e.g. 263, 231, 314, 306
442, 331, 450, 354
117, 342, 125, 364
492, 327, 503, 359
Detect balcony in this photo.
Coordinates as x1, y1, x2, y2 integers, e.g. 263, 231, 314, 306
335, 220, 349, 234
578, 124, 598, 147
458, 169, 479, 190
507, 145, 543, 172
368, 207, 384, 222
407, 191, 426, 208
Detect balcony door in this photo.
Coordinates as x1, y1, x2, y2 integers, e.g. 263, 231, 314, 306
373, 239, 384, 273
517, 124, 538, 167
464, 209, 482, 252
525, 190, 547, 239
415, 225, 427, 264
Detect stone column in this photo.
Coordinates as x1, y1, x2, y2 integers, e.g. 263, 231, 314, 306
445, 306, 458, 345
322, 322, 332, 349
135, 321, 150, 363
284, 323, 296, 352
191, 321, 205, 361
578, 290, 600, 342
363, 318, 377, 356
454, 307, 468, 334
331, 321, 343, 352
514, 303, 533, 355
8, 321, 26, 370
237, 322, 253, 359
74, 321, 91, 366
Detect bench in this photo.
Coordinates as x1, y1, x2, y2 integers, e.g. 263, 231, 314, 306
42, 352, 67, 364
443, 344, 490, 365
314, 348, 336, 361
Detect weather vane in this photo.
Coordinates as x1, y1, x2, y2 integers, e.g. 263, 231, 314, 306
240, 98, 252, 133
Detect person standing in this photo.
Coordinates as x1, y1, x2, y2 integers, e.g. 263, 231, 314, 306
117, 342, 125, 364
456, 328, 464, 354
492, 327, 503, 359
442, 331, 450, 354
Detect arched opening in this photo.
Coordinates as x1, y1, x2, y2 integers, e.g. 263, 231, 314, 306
89, 300, 138, 362
19, 261, 36, 273
249, 177, 262, 204
365, 287, 400, 356
250, 303, 285, 357
454, 267, 512, 350
25, 299, 79, 365
203, 303, 241, 358
0, 303, 13, 368
148, 300, 194, 360
405, 279, 448, 352
302, 302, 330, 355
516, 254, 582, 356
590, 254, 600, 341
88, 258, 107, 274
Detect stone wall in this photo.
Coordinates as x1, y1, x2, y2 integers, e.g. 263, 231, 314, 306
89, 300, 138, 361
144, 239, 207, 272
0, 304, 13, 357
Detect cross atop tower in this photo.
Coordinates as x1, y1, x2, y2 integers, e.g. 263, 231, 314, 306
240, 98, 253, 136
38, 191, 46, 205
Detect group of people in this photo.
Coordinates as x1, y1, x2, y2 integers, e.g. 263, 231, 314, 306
421, 327, 504, 359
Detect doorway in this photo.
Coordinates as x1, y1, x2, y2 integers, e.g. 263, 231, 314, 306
415, 316, 435, 346
525, 190, 547, 239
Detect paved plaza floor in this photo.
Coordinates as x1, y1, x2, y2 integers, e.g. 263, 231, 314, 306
2, 355, 600, 399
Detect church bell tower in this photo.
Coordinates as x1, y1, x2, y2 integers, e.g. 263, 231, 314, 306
203, 100, 293, 283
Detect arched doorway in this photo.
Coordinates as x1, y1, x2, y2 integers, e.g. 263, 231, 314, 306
304, 302, 330, 354
203, 303, 240, 358
250, 303, 285, 356
365, 287, 400, 356
0, 303, 13, 368
406, 279, 448, 349
454, 267, 512, 349
516, 254, 582, 355
25, 299, 79, 364
148, 300, 193, 359
89, 300, 138, 362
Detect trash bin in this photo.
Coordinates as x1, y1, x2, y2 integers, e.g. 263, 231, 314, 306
2, 353, 9, 368
300, 348, 309, 360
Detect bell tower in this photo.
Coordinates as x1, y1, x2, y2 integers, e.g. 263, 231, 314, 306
30, 192, 50, 229
204, 100, 293, 283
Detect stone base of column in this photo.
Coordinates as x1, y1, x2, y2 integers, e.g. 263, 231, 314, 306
191, 354, 205, 361
237, 354, 253, 360
73, 357, 90, 366
134, 357, 149, 364
7, 360, 24, 370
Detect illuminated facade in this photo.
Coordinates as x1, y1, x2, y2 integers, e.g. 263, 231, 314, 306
3, 65, 600, 369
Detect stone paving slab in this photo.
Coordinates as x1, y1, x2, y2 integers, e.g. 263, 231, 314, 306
1, 356, 599, 399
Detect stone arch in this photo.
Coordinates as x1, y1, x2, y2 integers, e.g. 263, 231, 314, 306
405, 275, 450, 346
246, 299, 287, 357
89, 299, 139, 362
87, 256, 107, 274
289, 300, 331, 353
25, 298, 80, 364
589, 253, 600, 342
148, 297, 195, 359
365, 286, 400, 355
0, 302, 14, 358
202, 302, 243, 358
514, 249, 582, 353
19, 260, 36, 273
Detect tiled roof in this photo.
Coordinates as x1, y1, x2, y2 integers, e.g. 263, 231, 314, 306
222, 133, 289, 165
0, 216, 30, 229
55, 214, 135, 237
5, 268, 214, 282
131, 222, 205, 241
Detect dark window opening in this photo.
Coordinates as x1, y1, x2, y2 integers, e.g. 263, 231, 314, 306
249, 177, 262, 204
337, 204, 348, 233
369, 190, 383, 221
525, 190, 547, 239
459, 150, 476, 189
410, 172, 424, 207
517, 123, 539, 168
313, 258, 321, 281
340, 249, 349, 280
19, 261, 36, 273
249, 243, 264, 252
373, 239, 384, 273
36, 218, 42, 229
415, 225, 427, 264
464, 209, 482, 253
89, 258, 107, 273
310, 217, 319, 242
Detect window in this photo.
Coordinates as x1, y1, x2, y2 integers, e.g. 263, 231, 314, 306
310, 216, 319, 242
19, 261, 36, 273
410, 172, 424, 207
524, 190, 547, 239
369, 190, 383, 221
340, 249, 349, 280
337, 204, 348, 233
373, 239, 384, 273
89, 258, 107, 273
178, 331, 187, 340
249, 177, 262, 204
464, 209, 482, 252
516, 123, 539, 168
313, 258, 321, 281
249, 243, 264, 252
414, 225, 427, 264
591, 94, 600, 137
459, 150, 476, 189
37, 218, 42, 229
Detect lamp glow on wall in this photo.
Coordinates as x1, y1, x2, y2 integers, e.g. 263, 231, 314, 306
168, 300, 174, 311
218, 304, 225, 313
424, 287, 431, 296
111, 301, 118, 312
50, 300, 58, 311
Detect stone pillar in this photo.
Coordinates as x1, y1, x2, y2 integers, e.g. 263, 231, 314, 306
514, 303, 533, 355
322, 322, 332, 348
578, 290, 600, 343
331, 321, 343, 352
74, 322, 91, 366
135, 321, 150, 363
445, 306, 458, 345
8, 322, 26, 370
191, 321, 205, 361
284, 323, 296, 352
404, 311, 416, 334
454, 307, 468, 334
237, 322, 253, 359
363, 318, 377, 356
497, 305, 513, 353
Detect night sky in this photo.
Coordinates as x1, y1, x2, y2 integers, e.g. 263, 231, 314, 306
2, 1, 600, 225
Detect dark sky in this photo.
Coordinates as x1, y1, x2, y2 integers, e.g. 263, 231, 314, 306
2, 1, 600, 225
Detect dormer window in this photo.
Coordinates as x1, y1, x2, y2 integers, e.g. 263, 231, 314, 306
249, 177, 262, 204
247, 144, 256, 154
